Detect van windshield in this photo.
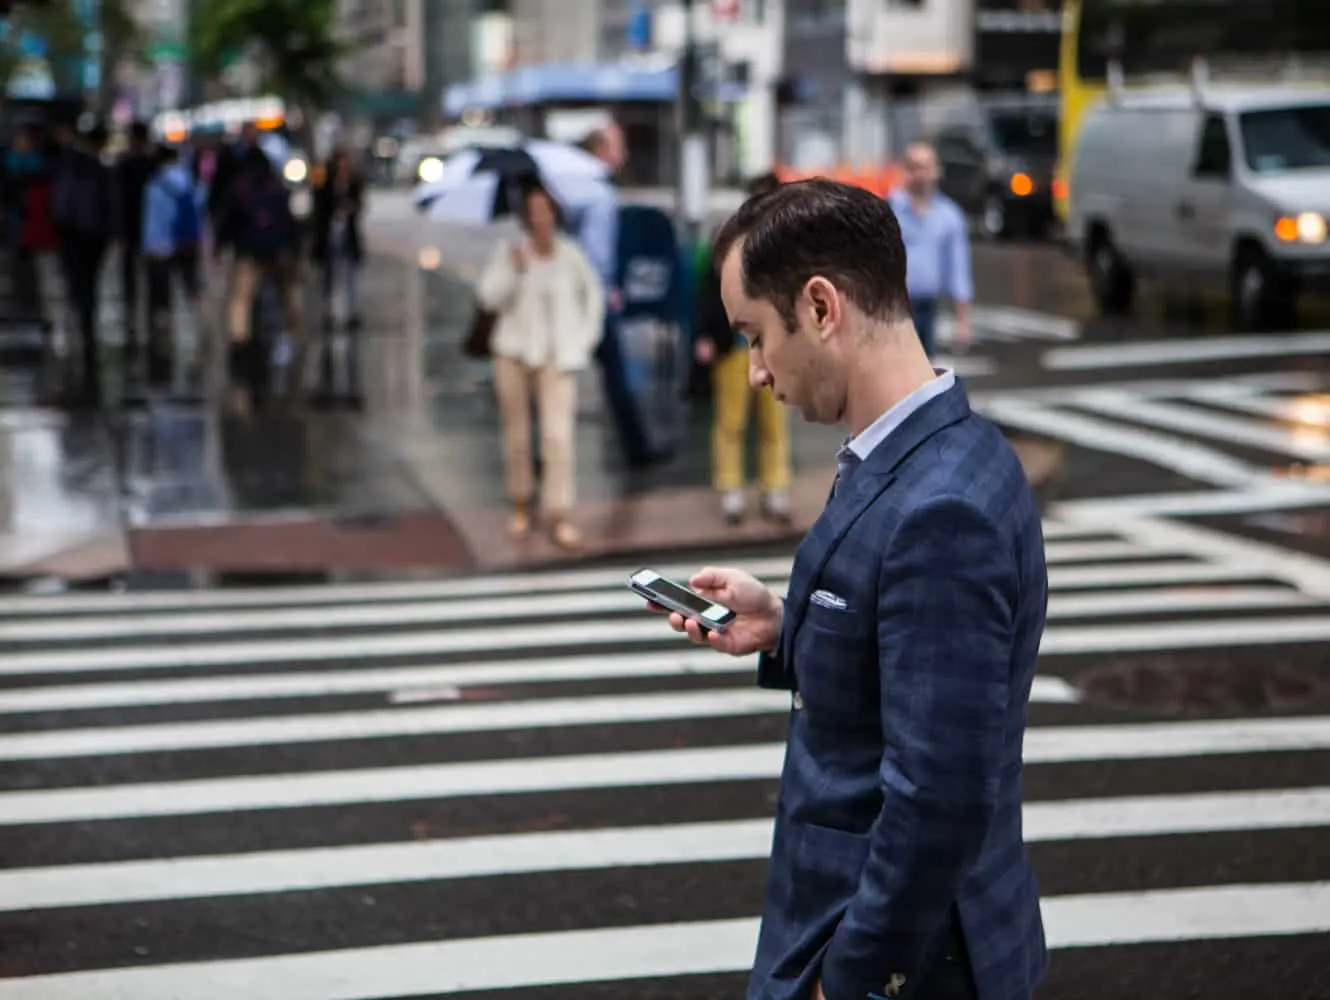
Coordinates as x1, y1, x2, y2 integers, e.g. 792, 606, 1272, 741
1239, 104, 1330, 173
990, 112, 1058, 155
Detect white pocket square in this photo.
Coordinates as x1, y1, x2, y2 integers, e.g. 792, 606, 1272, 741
810, 589, 848, 611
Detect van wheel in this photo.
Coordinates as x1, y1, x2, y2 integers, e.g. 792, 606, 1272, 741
1087, 230, 1134, 314
1232, 247, 1295, 332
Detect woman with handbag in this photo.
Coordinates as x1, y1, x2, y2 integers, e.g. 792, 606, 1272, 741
475, 181, 605, 549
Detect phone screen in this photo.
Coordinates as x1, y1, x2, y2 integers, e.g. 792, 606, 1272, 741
648, 577, 719, 615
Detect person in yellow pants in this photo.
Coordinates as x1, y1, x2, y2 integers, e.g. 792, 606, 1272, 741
693, 172, 792, 524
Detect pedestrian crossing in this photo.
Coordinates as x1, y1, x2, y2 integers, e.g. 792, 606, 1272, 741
982, 369, 1330, 496
2, 516, 1329, 998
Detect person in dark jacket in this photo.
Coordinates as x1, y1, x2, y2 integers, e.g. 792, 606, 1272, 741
222, 145, 303, 408
52, 122, 114, 406
692, 171, 792, 524
113, 120, 155, 354
309, 146, 365, 403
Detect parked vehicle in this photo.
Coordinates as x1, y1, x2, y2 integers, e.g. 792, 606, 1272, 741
1066, 67, 1330, 330
936, 94, 1058, 240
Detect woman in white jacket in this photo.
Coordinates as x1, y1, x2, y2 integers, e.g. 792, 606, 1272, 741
476, 182, 605, 549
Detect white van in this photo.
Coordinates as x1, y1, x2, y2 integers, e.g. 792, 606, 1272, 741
1067, 79, 1330, 330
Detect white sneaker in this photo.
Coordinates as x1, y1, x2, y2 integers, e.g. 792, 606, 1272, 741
720, 489, 745, 523
762, 490, 792, 523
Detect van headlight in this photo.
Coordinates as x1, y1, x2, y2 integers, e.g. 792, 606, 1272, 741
418, 156, 443, 183
283, 157, 308, 184
1275, 212, 1327, 244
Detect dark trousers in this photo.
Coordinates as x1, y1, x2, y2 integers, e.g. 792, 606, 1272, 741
9, 247, 42, 323
121, 239, 141, 338
595, 316, 654, 465
145, 248, 201, 387
911, 297, 938, 358
59, 238, 107, 395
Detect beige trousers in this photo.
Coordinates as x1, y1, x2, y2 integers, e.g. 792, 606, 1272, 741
493, 355, 578, 514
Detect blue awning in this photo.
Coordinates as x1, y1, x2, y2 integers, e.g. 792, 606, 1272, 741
442, 59, 744, 117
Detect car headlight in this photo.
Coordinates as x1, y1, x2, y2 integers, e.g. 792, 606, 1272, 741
1296, 212, 1327, 244
1275, 212, 1327, 244
418, 156, 443, 183
283, 157, 308, 184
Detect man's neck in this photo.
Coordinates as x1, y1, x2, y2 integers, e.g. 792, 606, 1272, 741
843, 339, 940, 437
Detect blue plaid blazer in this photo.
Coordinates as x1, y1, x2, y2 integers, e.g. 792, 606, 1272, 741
747, 381, 1049, 1000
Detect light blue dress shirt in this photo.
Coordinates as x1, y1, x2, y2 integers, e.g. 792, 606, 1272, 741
831, 368, 957, 496
574, 181, 619, 293
888, 189, 973, 304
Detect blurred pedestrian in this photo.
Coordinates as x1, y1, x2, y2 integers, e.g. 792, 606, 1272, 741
140, 143, 203, 390
575, 121, 666, 469
113, 121, 155, 358
889, 140, 974, 356
5, 124, 59, 339
311, 146, 365, 333
51, 122, 114, 407
693, 171, 792, 524
222, 145, 303, 409
476, 181, 604, 550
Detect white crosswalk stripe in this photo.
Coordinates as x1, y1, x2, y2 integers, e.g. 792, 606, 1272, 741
979, 361, 1330, 501
2, 516, 1328, 997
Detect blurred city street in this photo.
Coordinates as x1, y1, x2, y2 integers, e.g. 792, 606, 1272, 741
3, 184, 1330, 996
10, 187, 1330, 585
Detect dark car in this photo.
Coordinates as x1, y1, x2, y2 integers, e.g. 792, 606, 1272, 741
936, 96, 1058, 239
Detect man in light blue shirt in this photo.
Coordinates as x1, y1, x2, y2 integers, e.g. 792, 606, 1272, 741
887, 141, 973, 356
574, 122, 662, 467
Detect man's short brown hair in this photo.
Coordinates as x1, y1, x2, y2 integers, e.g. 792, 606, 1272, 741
712, 178, 910, 331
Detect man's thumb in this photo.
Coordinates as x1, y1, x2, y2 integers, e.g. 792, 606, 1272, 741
690, 567, 727, 592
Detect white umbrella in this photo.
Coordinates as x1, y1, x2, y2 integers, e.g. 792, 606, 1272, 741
424, 173, 503, 226
413, 140, 609, 225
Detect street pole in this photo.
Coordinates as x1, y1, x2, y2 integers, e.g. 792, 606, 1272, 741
676, 0, 709, 253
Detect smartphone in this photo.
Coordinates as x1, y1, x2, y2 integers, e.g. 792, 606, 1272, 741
629, 568, 737, 632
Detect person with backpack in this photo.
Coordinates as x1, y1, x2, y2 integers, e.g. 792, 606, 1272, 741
140, 143, 203, 391
51, 122, 113, 407
222, 144, 304, 409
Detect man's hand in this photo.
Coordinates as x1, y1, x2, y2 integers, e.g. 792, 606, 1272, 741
952, 308, 972, 353
694, 337, 716, 365
811, 979, 826, 1000
647, 566, 783, 656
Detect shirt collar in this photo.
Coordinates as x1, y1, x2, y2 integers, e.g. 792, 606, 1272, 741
840, 368, 956, 463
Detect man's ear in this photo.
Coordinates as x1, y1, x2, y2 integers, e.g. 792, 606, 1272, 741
803, 276, 841, 340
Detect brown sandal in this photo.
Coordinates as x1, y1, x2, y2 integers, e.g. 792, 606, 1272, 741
509, 504, 531, 538
550, 520, 583, 550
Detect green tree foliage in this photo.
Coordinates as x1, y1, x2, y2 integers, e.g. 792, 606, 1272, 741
0, 0, 140, 104
189, 0, 342, 108
0, 0, 88, 95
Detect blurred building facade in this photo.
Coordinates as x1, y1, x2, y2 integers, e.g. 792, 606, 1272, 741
335, 0, 425, 95
436, 0, 1061, 176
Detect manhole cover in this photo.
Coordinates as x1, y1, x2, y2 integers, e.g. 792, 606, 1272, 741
1075, 658, 1328, 715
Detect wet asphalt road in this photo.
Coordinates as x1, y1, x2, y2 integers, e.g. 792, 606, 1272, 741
3, 188, 1330, 997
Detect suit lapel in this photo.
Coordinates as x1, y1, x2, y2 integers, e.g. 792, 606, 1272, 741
781, 382, 974, 659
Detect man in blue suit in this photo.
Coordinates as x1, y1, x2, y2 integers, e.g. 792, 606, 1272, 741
657, 179, 1049, 1000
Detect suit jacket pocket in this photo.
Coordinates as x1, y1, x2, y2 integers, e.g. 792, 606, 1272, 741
794, 605, 877, 727
793, 821, 872, 896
